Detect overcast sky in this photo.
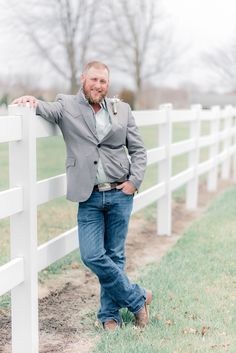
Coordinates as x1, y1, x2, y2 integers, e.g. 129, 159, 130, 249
163, 0, 236, 90
1, 0, 236, 92
165, 0, 236, 49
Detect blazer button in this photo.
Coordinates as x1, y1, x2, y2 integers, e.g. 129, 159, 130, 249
97, 144, 101, 148
94, 161, 98, 164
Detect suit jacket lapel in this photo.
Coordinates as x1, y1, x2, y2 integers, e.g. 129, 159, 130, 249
79, 103, 98, 138
76, 91, 98, 139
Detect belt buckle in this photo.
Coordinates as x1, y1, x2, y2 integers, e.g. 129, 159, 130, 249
97, 182, 112, 192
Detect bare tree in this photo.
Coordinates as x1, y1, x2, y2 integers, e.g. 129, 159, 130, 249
4, 0, 101, 93
203, 37, 236, 92
99, 0, 179, 107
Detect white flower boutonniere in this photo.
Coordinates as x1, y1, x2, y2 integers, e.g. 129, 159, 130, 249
110, 97, 121, 115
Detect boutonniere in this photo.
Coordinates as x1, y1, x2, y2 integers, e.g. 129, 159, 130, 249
110, 97, 121, 115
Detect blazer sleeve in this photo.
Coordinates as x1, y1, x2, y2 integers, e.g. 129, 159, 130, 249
126, 105, 147, 190
36, 94, 64, 124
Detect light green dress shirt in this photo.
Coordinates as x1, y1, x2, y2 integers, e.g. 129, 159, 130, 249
94, 102, 116, 184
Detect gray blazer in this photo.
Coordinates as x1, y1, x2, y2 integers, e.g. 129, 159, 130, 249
36, 91, 147, 202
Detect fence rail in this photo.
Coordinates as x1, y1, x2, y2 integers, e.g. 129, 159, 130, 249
0, 104, 236, 353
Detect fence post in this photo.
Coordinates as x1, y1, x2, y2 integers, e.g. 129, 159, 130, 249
221, 105, 233, 180
157, 104, 172, 236
8, 105, 38, 353
207, 106, 220, 191
186, 105, 201, 209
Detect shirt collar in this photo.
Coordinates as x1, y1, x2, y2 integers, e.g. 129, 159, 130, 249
100, 100, 108, 112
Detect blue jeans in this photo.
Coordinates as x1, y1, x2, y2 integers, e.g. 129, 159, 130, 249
77, 189, 146, 324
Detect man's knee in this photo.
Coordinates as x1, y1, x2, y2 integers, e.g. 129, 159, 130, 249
109, 253, 125, 267
81, 252, 103, 269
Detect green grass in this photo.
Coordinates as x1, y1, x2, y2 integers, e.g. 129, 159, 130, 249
94, 186, 236, 353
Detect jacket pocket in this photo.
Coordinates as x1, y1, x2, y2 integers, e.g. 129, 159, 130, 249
66, 157, 76, 168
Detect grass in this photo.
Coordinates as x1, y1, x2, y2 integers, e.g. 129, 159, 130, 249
94, 186, 236, 353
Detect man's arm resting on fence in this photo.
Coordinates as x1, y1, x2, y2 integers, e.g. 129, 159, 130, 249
12, 95, 63, 124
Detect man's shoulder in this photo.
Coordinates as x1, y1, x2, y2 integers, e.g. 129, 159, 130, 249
55, 94, 79, 112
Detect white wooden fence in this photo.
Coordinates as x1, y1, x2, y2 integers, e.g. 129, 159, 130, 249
0, 104, 236, 353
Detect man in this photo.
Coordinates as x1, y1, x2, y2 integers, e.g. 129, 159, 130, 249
13, 61, 152, 330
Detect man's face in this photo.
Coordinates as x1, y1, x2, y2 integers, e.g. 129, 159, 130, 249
81, 67, 109, 104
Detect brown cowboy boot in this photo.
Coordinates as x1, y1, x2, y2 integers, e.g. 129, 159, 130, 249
134, 289, 152, 328
103, 319, 119, 331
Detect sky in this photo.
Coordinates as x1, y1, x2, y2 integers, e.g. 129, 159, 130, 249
163, 0, 236, 90
1, 0, 236, 92
165, 0, 236, 49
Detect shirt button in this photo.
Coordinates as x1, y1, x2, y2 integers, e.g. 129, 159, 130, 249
94, 161, 98, 164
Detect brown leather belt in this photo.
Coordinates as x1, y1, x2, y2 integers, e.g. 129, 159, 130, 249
93, 182, 123, 192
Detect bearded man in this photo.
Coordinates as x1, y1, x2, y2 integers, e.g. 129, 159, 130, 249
13, 61, 152, 330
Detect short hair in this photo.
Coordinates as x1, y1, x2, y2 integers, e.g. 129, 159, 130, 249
82, 61, 110, 75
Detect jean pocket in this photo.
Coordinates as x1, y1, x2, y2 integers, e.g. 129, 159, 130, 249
118, 189, 134, 196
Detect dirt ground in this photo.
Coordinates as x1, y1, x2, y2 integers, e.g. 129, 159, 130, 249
0, 180, 234, 353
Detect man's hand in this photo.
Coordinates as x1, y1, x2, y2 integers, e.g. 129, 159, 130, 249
116, 181, 136, 195
12, 95, 38, 108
